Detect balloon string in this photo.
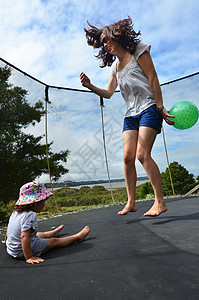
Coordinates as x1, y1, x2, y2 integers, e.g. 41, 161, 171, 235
162, 127, 175, 196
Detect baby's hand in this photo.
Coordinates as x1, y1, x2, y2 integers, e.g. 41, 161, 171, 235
26, 256, 45, 264
1, 232, 7, 244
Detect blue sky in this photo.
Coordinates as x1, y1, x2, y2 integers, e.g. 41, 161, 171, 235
0, 0, 199, 181
1, 0, 199, 87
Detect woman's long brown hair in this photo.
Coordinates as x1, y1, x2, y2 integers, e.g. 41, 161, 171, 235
84, 17, 141, 67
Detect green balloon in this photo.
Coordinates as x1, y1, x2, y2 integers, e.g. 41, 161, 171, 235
169, 101, 199, 130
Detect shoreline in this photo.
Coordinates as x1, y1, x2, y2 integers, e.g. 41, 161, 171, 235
46, 179, 149, 192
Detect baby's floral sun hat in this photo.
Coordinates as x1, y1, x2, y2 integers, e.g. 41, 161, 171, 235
15, 181, 53, 205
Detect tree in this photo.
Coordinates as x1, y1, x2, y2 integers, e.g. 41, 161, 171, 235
0, 66, 69, 203
161, 161, 196, 195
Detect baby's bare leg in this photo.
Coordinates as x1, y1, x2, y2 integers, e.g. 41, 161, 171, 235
42, 226, 90, 254
37, 225, 64, 239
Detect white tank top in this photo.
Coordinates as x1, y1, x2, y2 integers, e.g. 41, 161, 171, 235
110, 41, 156, 117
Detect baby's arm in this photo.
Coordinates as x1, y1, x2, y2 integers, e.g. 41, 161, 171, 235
21, 229, 44, 264
1, 231, 7, 244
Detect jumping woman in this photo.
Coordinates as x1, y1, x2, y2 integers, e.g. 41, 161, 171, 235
80, 17, 174, 216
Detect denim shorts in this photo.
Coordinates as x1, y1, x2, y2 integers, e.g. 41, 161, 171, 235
123, 105, 163, 134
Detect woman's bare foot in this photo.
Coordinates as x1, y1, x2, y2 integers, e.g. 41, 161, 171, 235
144, 202, 167, 217
78, 226, 90, 243
117, 203, 137, 215
54, 225, 64, 237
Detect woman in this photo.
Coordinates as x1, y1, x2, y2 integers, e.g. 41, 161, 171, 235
80, 17, 174, 216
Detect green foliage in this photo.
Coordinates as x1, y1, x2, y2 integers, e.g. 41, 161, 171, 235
0, 66, 70, 203
42, 185, 125, 212
113, 187, 128, 203
140, 182, 154, 199
43, 183, 153, 213
161, 161, 196, 195
0, 200, 15, 226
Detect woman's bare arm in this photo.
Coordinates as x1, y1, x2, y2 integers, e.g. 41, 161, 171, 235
80, 72, 118, 99
138, 51, 175, 125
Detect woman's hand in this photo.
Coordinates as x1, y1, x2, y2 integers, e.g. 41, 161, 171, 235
80, 72, 117, 99
26, 256, 45, 264
80, 72, 91, 88
160, 107, 175, 125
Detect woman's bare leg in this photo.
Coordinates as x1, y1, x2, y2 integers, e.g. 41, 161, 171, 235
42, 226, 90, 254
137, 126, 167, 216
37, 225, 64, 239
118, 130, 138, 215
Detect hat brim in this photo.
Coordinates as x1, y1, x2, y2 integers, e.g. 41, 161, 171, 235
15, 191, 53, 205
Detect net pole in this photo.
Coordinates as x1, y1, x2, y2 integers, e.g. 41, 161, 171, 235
45, 86, 59, 212
100, 97, 115, 204
162, 126, 175, 196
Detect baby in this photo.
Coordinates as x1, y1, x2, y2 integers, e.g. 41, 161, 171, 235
2, 181, 90, 264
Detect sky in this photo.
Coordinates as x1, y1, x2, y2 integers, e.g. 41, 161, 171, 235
0, 0, 199, 182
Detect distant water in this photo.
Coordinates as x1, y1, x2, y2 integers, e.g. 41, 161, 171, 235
74, 179, 149, 190
47, 179, 149, 191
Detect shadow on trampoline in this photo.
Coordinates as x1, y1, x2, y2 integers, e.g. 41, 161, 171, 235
43, 237, 95, 261
126, 211, 199, 225
151, 211, 199, 225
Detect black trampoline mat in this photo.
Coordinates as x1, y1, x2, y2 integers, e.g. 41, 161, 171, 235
0, 196, 199, 300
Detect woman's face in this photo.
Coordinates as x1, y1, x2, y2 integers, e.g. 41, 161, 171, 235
101, 35, 119, 55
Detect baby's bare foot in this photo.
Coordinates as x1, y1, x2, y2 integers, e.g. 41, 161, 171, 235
144, 203, 167, 217
117, 204, 137, 215
54, 225, 64, 237
78, 226, 90, 243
